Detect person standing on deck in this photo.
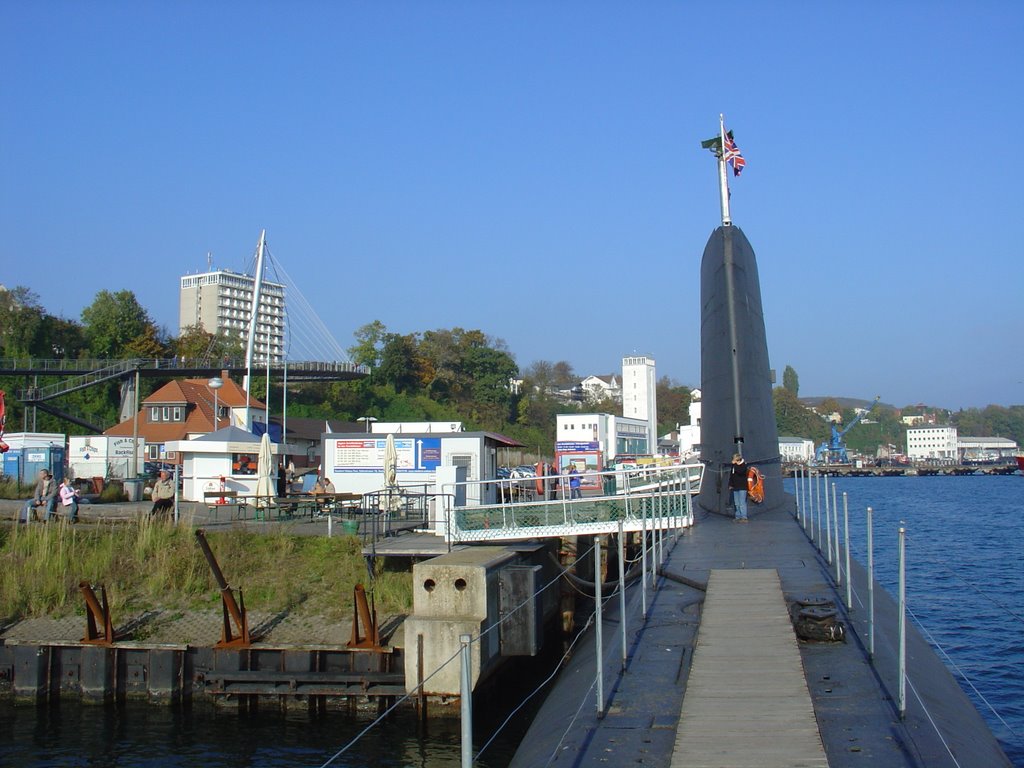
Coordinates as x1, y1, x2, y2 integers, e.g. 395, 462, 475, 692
568, 465, 582, 499
729, 453, 749, 522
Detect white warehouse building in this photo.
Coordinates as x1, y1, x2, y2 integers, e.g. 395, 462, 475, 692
906, 426, 958, 462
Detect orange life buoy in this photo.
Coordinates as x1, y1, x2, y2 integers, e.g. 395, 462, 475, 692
536, 463, 545, 495
747, 466, 765, 504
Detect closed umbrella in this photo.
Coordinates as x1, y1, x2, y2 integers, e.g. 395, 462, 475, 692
255, 432, 275, 509
380, 433, 401, 512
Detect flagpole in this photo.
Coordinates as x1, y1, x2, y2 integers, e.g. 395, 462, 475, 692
718, 113, 731, 226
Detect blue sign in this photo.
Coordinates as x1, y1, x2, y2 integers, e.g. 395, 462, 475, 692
416, 438, 442, 470
556, 441, 600, 452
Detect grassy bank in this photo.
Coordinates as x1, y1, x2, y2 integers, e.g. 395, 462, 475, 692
0, 519, 411, 622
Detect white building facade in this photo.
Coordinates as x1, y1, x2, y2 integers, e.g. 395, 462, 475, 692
621, 356, 657, 456
556, 413, 651, 462
906, 426, 958, 462
778, 437, 816, 463
179, 269, 286, 363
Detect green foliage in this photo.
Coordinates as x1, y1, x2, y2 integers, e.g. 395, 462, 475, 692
952, 405, 1024, 446
80, 289, 158, 358
174, 324, 245, 365
98, 482, 128, 503
782, 365, 799, 396
657, 376, 691, 435
773, 387, 828, 443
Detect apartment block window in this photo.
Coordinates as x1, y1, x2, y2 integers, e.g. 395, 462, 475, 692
147, 444, 160, 460
151, 407, 160, 422
162, 406, 171, 421
172, 407, 183, 421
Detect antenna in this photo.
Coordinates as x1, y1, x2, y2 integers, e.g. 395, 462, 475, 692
207, 251, 212, 271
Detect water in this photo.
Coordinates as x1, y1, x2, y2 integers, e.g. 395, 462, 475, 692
2, 475, 1021, 766
787, 474, 1024, 766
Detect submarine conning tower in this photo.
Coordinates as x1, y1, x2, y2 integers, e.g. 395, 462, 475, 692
696, 224, 790, 516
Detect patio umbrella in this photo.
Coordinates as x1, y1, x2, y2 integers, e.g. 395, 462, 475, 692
255, 432, 275, 508
380, 433, 401, 512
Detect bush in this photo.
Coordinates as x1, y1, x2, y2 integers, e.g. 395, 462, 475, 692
98, 482, 127, 503
0, 476, 32, 500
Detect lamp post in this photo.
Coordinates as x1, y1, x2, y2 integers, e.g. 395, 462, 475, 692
357, 416, 378, 434
208, 377, 224, 432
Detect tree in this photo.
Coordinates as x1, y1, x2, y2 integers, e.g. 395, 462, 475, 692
348, 320, 387, 369
656, 376, 692, 435
0, 286, 45, 357
122, 325, 168, 359
81, 290, 157, 358
374, 333, 423, 394
173, 324, 244, 364
782, 365, 799, 396
773, 387, 828, 442
551, 361, 576, 388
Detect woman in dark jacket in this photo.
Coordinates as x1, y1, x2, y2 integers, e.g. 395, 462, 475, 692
729, 453, 749, 522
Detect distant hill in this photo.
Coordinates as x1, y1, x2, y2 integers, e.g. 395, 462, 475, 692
801, 396, 895, 411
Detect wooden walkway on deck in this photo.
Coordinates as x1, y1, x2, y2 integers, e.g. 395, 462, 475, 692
671, 568, 829, 768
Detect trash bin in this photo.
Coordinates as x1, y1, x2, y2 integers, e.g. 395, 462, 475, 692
341, 519, 360, 536
123, 479, 144, 502
603, 474, 617, 496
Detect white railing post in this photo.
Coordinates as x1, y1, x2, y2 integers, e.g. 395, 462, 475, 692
641, 499, 648, 618
843, 492, 851, 609
867, 506, 875, 659
595, 537, 604, 718
832, 482, 841, 584
460, 633, 473, 767
824, 473, 832, 564
618, 520, 627, 671
897, 525, 907, 719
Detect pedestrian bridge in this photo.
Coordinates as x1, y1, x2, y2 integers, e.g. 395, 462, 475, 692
442, 464, 703, 543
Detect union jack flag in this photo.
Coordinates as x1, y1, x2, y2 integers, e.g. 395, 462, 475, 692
724, 133, 745, 177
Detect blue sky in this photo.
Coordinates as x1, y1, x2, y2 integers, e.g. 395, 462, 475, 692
2, 2, 1022, 410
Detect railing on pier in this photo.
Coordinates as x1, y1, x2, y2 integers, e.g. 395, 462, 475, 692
439, 464, 703, 543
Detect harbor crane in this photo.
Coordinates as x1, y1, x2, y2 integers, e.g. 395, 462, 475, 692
815, 396, 881, 464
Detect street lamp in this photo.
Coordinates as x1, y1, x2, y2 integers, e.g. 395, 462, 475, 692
357, 416, 378, 433
208, 377, 224, 431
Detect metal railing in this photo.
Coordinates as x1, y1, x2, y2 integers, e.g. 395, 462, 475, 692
439, 463, 703, 543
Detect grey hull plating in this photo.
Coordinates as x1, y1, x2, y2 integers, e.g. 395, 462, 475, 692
697, 225, 787, 515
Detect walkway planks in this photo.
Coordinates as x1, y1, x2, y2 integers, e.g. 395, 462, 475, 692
670, 568, 829, 768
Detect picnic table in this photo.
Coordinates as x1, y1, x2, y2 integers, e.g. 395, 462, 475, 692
276, 492, 361, 520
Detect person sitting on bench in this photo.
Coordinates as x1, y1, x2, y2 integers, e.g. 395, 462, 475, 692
150, 469, 175, 516
22, 469, 57, 523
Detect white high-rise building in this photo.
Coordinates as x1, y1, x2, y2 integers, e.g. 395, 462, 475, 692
622, 355, 658, 455
179, 269, 286, 363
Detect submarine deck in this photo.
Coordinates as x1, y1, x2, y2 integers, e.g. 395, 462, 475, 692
510, 504, 1011, 767
670, 568, 828, 767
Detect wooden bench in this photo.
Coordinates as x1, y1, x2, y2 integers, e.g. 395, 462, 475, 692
204, 490, 248, 522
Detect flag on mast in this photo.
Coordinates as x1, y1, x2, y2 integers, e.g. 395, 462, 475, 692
724, 133, 745, 176
701, 128, 746, 176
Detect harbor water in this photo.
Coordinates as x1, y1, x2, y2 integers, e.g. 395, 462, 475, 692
1, 474, 1021, 766
788, 473, 1024, 766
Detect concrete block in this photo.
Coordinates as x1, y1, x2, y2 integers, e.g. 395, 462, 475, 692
80, 645, 114, 703
13, 645, 50, 703
148, 649, 182, 704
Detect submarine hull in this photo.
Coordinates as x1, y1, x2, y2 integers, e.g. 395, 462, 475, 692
696, 225, 788, 516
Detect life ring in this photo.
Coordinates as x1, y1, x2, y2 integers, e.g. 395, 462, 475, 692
535, 463, 545, 495
747, 466, 765, 504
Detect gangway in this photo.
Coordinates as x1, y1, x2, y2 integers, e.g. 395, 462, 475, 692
440, 464, 703, 543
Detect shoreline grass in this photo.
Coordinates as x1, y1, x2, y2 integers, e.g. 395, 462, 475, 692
0, 519, 411, 623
